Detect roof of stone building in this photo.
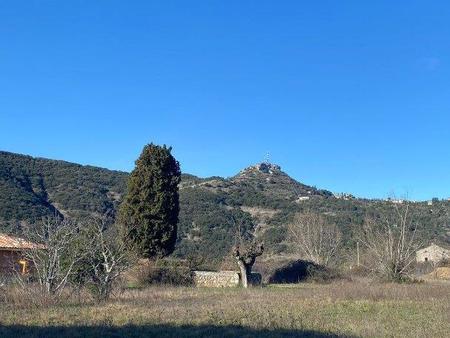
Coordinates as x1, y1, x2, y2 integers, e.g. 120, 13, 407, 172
417, 243, 450, 254
0, 233, 44, 250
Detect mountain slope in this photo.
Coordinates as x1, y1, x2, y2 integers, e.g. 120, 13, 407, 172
1, 151, 449, 267
0, 151, 128, 222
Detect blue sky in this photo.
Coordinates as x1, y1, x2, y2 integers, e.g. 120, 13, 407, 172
1, 1, 449, 200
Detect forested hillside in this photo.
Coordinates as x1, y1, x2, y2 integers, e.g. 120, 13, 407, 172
0, 151, 127, 222
1, 151, 449, 267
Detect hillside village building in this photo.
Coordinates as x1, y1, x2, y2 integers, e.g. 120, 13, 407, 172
0, 233, 43, 275
416, 244, 450, 264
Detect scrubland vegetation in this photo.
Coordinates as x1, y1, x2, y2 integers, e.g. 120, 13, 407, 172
0, 280, 449, 338
1, 147, 449, 337
2, 150, 449, 268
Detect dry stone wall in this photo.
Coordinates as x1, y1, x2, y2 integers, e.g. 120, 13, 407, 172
193, 271, 262, 287
193, 271, 240, 287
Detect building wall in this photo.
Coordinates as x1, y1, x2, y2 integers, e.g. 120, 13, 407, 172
0, 250, 22, 275
416, 246, 450, 263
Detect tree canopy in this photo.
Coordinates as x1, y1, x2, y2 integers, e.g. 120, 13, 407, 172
118, 144, 181, 258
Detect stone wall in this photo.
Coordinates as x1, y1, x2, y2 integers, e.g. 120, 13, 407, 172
193, 271, 240, 287
193, 271, 262, 287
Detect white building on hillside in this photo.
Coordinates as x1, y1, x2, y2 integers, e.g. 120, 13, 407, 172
416, 244, 450, 264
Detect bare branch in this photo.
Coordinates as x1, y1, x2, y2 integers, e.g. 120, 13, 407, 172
358, 203, 423, 281
287, 212, 342, 267
21, 215, 82, 295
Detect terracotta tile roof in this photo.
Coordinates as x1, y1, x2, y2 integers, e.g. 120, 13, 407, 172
0, 233, 45, 250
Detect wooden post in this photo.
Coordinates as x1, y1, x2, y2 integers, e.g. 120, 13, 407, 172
356, 241, 360, 267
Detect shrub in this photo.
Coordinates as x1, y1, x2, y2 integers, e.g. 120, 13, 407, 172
437, 258, 450, 268
344, 265, 372, 278
140, 259, 193, 286
265, 259, 339, 284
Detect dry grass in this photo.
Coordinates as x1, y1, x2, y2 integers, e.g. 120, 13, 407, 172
0, 280, 449, 337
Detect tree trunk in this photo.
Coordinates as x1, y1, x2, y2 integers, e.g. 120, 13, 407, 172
233, 241, 263, 288
237, 260, 248, 288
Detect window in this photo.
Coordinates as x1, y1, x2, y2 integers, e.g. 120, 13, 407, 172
18, 259, 27, 274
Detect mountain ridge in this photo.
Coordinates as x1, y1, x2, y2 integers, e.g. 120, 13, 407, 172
1, 150, 449, 266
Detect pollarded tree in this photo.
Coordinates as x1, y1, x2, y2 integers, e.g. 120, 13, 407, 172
232, 215, 263, 288
119, 144, 181, 258
233, 241, 264, 288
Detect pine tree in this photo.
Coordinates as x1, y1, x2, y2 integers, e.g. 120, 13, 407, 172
119, 144, 181, 258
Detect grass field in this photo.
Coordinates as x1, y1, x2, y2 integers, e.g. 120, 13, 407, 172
0, 280, 449, 337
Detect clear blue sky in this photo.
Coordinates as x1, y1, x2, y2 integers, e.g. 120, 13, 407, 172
1, 1, 449, 200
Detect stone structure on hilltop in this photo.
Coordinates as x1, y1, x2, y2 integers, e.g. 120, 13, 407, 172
239, 163, 281, 176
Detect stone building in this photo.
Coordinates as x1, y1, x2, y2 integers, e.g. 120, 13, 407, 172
416, 243, 450, 264
0, 233, 43, 275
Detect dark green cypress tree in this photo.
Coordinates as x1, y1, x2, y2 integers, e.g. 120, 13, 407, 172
119, 144, 181, 258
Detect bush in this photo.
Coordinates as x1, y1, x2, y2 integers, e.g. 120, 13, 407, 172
264, 259, 339, 284
437, 258, 450, 268
344, 265, 372, 278
141, 259, 194, 286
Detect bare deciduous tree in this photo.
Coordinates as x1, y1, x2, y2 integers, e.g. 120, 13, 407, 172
287, 212, 342, 267
81, 215, 134, 301
359, 203, 422, 281
22, 216, 82, 295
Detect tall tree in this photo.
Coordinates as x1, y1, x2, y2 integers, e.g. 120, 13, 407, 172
119, 144, 181, 258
